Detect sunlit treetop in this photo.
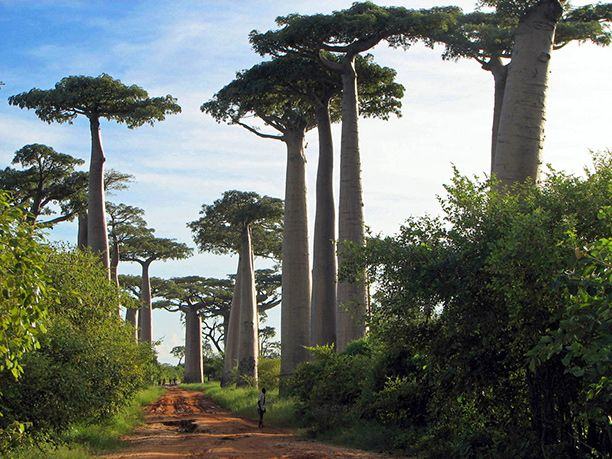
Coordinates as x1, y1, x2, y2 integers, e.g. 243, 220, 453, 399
8, 73, 181, 126
120, 234, 193, 264
202, 54, 404, 138
188, 190, 283, 257
0, 144, 86, 224
250, 1, 461, 58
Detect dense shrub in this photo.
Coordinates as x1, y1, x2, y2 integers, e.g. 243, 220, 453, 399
0, 249, 157, 447
293, 155, 611, 457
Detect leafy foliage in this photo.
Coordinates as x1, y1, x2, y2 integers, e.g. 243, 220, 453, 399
0, 144, 87, 225
292, 154, 611, 457
9, 74, 181, 126
189, 190, 283, 257
0, 191, 49, 379
0, 249, 157, 450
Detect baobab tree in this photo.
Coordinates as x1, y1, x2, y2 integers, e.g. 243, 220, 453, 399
223, 53, 402, 349
440, 2, 612, 174
154, 276, 215, 383
119, 274, 165, 335
202, 63, 316, 379
251, 2, 459, 351
121, 234, 192, 344
0, 144, 87, 225
9, 74, 181, 273
189, 191, 283, 386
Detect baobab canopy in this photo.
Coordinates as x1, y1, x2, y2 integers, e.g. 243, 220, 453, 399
8, 74, 181, 127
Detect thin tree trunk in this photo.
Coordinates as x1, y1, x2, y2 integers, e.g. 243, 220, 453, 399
138, 261, 153, 344
221, 256, 242, 387
125, 308, 138, 340
183, 307, 203, 383
483, 57, 508, 173
311, 103, 337, 347
77, 211, 88, 248
493, 0, 563, 186
237, 226, 258, 387
336, 56, 368, 352
110, 239, 121, 317
87, 117, 110, 274
280, 130, 311, 381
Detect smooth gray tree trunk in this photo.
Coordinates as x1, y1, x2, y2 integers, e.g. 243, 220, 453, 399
483, 57, 509, 173
311, 104, 337, 347
183, 307, 203, 383
237, 226, 258, 386
138, 261, 153, 344
77, 211, 88, 249
125, 308, 138, 340
110, 239, 122, 317
87, 117, 110, 275
280, 130, 311, 380
336, 57, 368, 352
221, 256, 242, 387
493, 0, 563, 186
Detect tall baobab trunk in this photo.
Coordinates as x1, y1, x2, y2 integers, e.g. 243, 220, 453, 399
493, 0, 563, 186
125, 308, 138, 340
280, 130, 311, 380
311, 103, 337, 347
336, 56, 368, 352
183, 306, 203, 383
237, 226, 258, 387
221, 256, 242, 387
87, 117, 110, 274
138, 261, 153, 344
483, 57, 508, 172
77, 211, 88, 248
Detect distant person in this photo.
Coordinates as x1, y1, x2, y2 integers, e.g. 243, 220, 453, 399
257, 388, 266, 428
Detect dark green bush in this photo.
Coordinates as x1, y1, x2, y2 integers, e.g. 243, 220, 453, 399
0, 249, 157, 446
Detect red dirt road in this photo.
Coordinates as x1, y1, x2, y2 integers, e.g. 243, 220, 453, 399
101, 387, 387, 458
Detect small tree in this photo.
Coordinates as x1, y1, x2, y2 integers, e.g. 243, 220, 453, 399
0, 144, 86, 225
170, 346, 185, 366
9, 74, 181, 273
106, 202, 152, 287
189, 191, 283, 387
121, 235, 192, 344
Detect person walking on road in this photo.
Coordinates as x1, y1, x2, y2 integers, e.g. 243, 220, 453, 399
257, 387, 266, 428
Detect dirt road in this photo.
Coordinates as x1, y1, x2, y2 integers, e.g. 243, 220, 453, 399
101, 387, 386, 458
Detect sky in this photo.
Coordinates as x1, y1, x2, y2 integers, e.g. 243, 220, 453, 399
1, 0, 610, 363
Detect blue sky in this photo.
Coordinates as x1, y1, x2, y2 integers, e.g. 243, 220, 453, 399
1, 0, 610, 363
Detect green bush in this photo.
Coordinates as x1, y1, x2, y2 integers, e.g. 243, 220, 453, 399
291, 155, 611, 456
0, 249, 157, 447
258, 358, 280, 390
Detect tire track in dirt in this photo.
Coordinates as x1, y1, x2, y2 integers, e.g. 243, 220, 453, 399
100, 387, 389, 458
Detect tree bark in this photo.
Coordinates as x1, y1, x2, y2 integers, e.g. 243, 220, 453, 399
125, 308, 138, 340
336, 56, 368, 352
77, 211, 88, 249
138, 261, 153, 344
221, 256, 242, 387
311, 103, 337, 347
110, 238, 122, 317
493, 0, 563, 186
183, 306, 203, 383
237, 226, 258, 387
87, 117, 110, 274
280, 130, 311, 380
483, 57, 509, 173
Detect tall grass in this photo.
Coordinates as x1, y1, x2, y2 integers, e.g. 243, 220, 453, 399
182, 382, 299, 428
12, 386, 164, 458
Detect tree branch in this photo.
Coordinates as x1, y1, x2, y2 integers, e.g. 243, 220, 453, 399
236, 121, 284, 140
